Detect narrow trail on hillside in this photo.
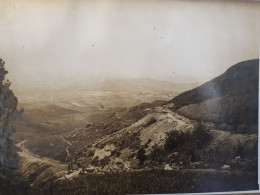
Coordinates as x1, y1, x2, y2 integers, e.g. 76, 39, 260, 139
155, 106, 195, 132
60, 136, 72, 159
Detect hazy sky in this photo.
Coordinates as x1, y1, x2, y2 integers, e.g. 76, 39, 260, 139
0, 0, 259, 88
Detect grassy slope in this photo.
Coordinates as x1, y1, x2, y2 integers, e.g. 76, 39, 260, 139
31, 170, 258, 195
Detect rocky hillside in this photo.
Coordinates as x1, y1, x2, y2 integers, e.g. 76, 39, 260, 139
169, 59, 259, 133
57, 60, 258, 176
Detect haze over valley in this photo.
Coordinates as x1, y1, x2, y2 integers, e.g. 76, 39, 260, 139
0, 0, 259, 194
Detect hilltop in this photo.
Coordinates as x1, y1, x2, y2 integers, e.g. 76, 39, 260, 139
169, 59, 259, 133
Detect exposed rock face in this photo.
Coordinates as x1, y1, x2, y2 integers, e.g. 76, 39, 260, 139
93, 144, 115, 160
0, 59, 23, 191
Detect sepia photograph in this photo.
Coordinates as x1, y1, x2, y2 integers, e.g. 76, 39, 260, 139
0, 0, 259, 194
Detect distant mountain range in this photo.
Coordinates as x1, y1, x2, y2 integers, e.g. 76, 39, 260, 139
91, 78, 198, 92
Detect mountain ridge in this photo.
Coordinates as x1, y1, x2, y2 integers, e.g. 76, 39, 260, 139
169, 59, 259, 133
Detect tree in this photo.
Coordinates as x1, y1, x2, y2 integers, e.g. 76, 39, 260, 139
0, 58, 23, 191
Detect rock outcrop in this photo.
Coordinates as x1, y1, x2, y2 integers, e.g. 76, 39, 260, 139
0, 59, 23, 193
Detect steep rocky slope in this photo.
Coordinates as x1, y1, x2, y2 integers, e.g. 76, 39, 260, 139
72, 105, 197, 171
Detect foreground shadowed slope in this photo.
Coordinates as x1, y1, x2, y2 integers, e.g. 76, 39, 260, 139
169, 59, 259, 133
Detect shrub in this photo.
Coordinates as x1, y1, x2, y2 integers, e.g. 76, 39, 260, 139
143, 117, 157, 128
165, 123, 212, 151
137, 147, 146, 165
192, 123, 212, 149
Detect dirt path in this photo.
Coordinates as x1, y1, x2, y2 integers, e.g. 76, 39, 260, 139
155, 106, 194, 131
166, 113, 186, 126
16, 140, 67, 175
60, 135, 72, 158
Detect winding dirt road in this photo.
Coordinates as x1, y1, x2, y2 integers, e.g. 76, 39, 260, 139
17, 140, 66, 167
16, 140, 67, 186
